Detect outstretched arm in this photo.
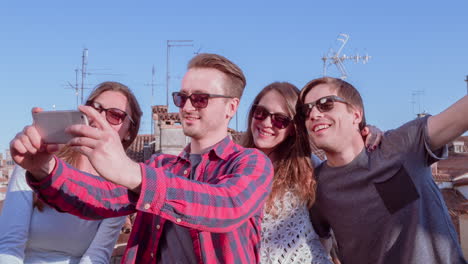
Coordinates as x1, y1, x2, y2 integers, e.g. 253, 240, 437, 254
428, 95, 468, 150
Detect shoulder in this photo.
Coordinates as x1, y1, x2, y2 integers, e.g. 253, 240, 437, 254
385, 115, 429, 139
7, 166, 31, 192
231, 143, 271, 164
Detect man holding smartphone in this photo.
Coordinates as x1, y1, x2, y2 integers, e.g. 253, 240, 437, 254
10, 53, 273, 264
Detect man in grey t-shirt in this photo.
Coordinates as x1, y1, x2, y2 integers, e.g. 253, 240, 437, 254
297, 77, 467, 264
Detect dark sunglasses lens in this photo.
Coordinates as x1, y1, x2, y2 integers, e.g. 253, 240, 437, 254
253, 106, 268, 120
317, 98, 335, 112
173, 93, 187, 108
191, 94, 209, 108
272, 114, 291, 129
106, 109, 126, 125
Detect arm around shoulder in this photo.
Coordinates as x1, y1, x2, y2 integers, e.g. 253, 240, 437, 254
428, 95, 468, 150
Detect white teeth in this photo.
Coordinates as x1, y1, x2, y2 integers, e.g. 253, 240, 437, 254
314, 124, 330, 132
259, 130, 273, 136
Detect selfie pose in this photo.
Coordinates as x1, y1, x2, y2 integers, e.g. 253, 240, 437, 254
0, 81, 142, 264
9, 54, 273, 264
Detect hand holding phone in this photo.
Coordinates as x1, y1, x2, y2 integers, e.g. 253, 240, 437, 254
33, 110, 89, 144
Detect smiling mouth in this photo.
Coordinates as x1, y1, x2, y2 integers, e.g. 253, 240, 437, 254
313, 124, 330, 132
183, 115, 200, 121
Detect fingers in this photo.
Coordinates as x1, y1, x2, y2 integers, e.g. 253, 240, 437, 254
24, 125, 42, 150
70, 145, 94, 158
31, 107, 44, 114
12, 126, 43, 155
10, 133, 28, 155
67, 124, 102, 139
69, 136, 98, 149
371, 132, 383, 149
364, 125, 384, 151
78, 105, 111, 130
361, 126, 370, 137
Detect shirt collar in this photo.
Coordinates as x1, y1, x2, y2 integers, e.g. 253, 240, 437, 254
178, 136, 234, 161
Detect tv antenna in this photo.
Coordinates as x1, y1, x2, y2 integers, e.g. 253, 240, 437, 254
166, 40, 194, 107
65, 48, 122, 106
321, 33, 371, 79
465, 75, 468, 95
411, 90, 425, 116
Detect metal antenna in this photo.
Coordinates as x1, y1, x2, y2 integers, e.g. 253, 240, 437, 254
465, 75, 468, 95
411, 90, 425, 116
321, 33, 371, 79
66, 48, 122, 106
64, 68, 80, 107
166, 40, 194, 107
81, 48, 88, 104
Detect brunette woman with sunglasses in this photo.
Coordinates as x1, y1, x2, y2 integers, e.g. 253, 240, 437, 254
0, 81, 142, 264
241, 82, 332, 264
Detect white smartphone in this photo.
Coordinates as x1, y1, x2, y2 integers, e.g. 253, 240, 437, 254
33, 110, 89, 144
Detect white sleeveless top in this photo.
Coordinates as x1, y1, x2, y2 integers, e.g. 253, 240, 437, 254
260, 191, 332, 264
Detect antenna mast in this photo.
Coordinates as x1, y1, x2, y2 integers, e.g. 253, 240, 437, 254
321, 33, 371, 79
166, 40, 194, 107
81, 48, 88, 104
465, 75, 468, 95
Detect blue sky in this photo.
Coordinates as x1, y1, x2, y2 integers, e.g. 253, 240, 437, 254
1, 0, 468, 154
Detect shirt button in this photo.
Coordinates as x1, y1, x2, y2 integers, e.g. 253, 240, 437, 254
144, 203, 151, 210
151, 252, 154, 258
156, 224, 160, 229
176, 218, 182, 223
183, 170, 188, 175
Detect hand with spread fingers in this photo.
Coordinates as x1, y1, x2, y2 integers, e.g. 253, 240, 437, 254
67, 105, 142, 191
9, 107, 58, 179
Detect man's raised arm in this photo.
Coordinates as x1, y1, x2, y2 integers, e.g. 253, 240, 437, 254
428, 95, 468, 150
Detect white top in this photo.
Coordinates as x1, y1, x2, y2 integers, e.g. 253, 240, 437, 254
0, 166, 126, 264
260, 191, 332, 264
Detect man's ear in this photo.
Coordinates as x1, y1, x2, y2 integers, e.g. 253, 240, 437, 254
353, 109, 363, 127
226, 98, 240, 119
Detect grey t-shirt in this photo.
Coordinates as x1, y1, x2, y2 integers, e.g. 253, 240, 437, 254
310, 116, 466, 264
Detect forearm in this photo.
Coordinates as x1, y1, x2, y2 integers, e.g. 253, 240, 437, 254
138, 154, 273, 232
27, 157, 138, 220
428, 95, 468, 149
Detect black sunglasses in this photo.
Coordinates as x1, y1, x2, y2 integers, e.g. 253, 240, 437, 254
85, 101, 134, 125
252, 105, 292, 129
301, 95, 348, 117
172, 92, 233, 109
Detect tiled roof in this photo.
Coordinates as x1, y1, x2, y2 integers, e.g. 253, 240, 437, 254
435, 153, 468, 182
126, 134, 155, 162
441, 188, 468, 241
433, 136, 468, 182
